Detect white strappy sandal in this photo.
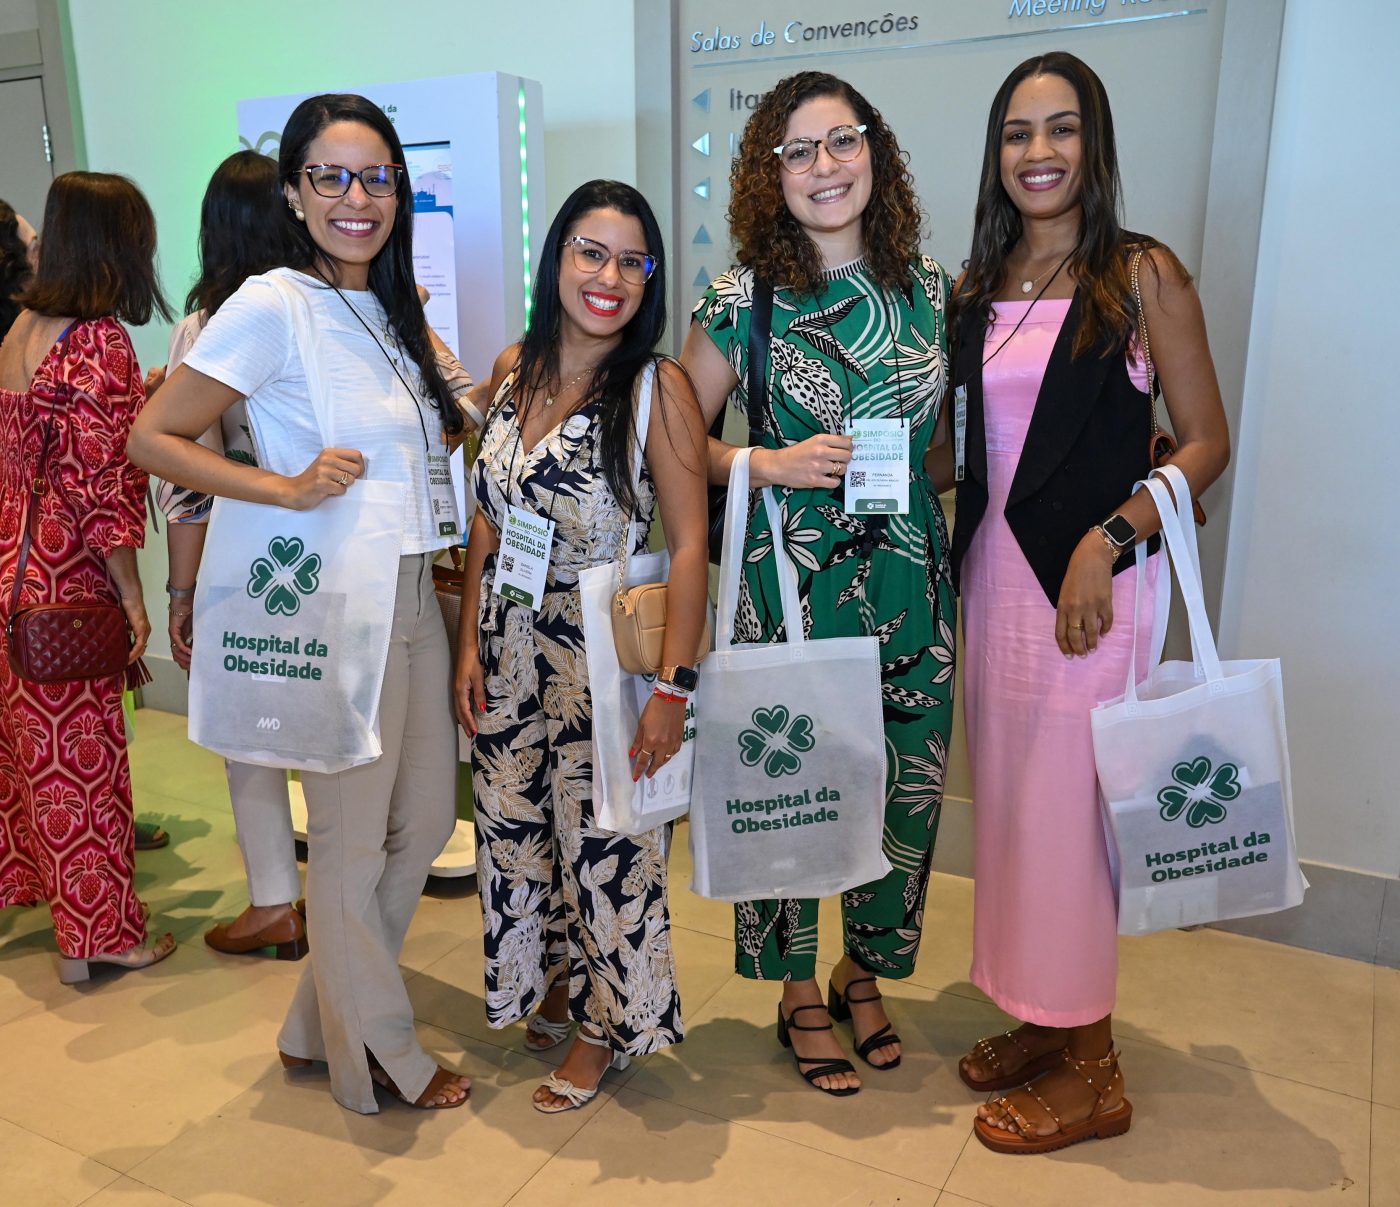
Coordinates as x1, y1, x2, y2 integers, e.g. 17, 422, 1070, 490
532, 1028, 631, 1114
525, 1012, 573, 1051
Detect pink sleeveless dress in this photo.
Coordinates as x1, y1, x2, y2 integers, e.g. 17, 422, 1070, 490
962, 298, 1157, 1027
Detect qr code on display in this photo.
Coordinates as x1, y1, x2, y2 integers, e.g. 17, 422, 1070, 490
848, 471, 867, 488
501, 555, 516, 572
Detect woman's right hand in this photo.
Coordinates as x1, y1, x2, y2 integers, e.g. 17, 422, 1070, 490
454, 644, 487, 736
279, 448, 366, 510
754, 432, 854, 490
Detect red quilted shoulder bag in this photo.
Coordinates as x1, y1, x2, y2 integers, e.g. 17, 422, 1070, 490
5, 331, 148, 688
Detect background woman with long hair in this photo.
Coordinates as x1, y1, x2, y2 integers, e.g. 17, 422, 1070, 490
0, 172, 175, 982
151, 150, 309, 962
682, 72, 955, 1096
456, 179, 708, 1114
130, 94, 471, 1112
943, 52, 1230, 1152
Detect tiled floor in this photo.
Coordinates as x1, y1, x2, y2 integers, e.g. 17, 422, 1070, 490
0, 708, 1393, 1206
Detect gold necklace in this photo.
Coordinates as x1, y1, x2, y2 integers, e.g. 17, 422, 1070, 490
1018, 249, 1075, 294
543, 365, 595, 409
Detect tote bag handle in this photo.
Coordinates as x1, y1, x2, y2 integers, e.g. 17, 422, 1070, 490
714, 447, 803, 651
264, 271, 336, 448
1123, 465, 1223, 704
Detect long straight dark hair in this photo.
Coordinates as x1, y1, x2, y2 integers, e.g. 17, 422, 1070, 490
188, 151, 297, 317
513, 179, 670, 515
958, 52, 1179, 358
277, 93, 461, 435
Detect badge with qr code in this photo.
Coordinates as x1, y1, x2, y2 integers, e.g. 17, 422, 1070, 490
843, 419, 909, 514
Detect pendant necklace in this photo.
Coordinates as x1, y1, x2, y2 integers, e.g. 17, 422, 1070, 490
1020, 260, 1063, 294
544, 365, 595, 409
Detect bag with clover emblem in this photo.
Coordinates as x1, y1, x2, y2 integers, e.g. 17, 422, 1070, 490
1091, 466, 1305, 935
187, 275, 405, 773
688, 447, 890, 902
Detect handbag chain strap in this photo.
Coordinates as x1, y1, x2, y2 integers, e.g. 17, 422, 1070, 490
8, 328, 77, 622
1129, 248, 1161, 439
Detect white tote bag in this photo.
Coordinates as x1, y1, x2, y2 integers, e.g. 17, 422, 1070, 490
689, 448, 890, 902
579, 363, 699, 835
1091, 465, 1306, 935
188, 276, 405, 773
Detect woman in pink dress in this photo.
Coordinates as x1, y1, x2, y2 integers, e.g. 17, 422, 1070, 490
940, 53, 1231, 1153
0, 172, 176, 983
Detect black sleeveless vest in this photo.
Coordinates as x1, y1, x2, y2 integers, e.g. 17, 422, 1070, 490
950, 289, 1159, 606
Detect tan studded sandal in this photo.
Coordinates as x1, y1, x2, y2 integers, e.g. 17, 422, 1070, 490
973, 1049, 1132, 1154
959, 1029, 1068, 1093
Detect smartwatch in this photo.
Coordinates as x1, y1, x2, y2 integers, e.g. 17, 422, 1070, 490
1095, 513, 1138, 563
659, 664, 699, 692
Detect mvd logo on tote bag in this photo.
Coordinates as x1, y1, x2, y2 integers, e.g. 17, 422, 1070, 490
188, 272, 405, 773
1091, 466, 1306, 935
689, 448, 889, 902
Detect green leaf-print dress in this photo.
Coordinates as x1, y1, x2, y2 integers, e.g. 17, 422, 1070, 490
693, 256, 956, 981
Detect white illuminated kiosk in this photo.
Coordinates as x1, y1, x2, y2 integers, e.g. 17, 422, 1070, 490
237, 72, 545, 878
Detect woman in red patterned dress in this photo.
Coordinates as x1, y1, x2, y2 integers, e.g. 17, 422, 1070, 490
0, 172, 177, 983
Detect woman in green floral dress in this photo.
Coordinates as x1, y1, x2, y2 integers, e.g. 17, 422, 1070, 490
682, 71, 954, 1097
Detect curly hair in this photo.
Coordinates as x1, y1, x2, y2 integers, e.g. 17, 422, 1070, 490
728, 72, 923, 297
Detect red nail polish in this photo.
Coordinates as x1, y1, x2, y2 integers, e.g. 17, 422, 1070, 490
478, 702, 486, 712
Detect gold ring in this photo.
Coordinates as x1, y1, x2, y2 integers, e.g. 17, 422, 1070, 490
831, 461, 842, 476
338, 472, 350, 486
639, 749, 653, 758
1074, 622, 1086, 630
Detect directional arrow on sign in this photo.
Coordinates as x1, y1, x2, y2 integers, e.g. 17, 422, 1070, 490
694, 225, 713, 245
693, 267, 711, 288
692, 132, 710, 157
693, 89, 711, 112
694, 177, 710, 200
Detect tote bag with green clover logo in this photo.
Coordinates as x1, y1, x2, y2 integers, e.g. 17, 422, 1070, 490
1091, 465, 1306, 935
188, 274, 405, 773
689, 447, 889, 902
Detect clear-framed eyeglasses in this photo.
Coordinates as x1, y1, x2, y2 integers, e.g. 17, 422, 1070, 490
565, 235, 658, 285
772, 124, 868, 174
297, 163, 404, 198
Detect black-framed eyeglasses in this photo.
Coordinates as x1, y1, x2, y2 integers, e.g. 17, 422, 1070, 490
297, 163, 404, 198
772, 124, 868, 174
565, 235, 657, 285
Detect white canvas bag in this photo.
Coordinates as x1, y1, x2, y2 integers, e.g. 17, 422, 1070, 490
188, 274, 405, 773
689, 448, 890, 902
579, 363, 699, 835
1091, 464, 1306, 935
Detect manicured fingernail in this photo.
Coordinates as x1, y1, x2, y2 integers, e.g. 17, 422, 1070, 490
628, 747, 636, 758
478, 702, 486, 712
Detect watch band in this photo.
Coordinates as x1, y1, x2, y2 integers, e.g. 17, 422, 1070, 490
659, 664, 699, 692
166, 580, 197, 599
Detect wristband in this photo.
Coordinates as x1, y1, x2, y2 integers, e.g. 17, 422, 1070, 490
166, 580, 196, 599
653, 687, 688, 705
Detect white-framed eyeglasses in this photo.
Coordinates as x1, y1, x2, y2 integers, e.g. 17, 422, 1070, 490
564, 235, 657, 285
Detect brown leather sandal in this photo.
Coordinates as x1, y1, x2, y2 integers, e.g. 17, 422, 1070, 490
973, 1050, 1132, 1154
959, 1029, 1067, 1093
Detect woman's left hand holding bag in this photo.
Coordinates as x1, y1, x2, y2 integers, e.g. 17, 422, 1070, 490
629, 693, 687, 782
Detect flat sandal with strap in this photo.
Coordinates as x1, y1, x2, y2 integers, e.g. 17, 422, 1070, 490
777, 1002, 860, 1096
827, 976, 901, 1070
973, 1049, 1133, 1154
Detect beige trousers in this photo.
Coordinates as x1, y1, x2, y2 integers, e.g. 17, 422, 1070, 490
276, 553, 457, 1113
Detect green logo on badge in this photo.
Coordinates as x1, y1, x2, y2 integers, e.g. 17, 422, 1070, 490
738, 706, 816, 778
247, 536, 322, 617
1157, 757, 1241, 828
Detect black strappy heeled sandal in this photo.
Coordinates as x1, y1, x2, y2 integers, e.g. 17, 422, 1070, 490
827, 976, 902, 1070
776, 1002, 861, 1096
